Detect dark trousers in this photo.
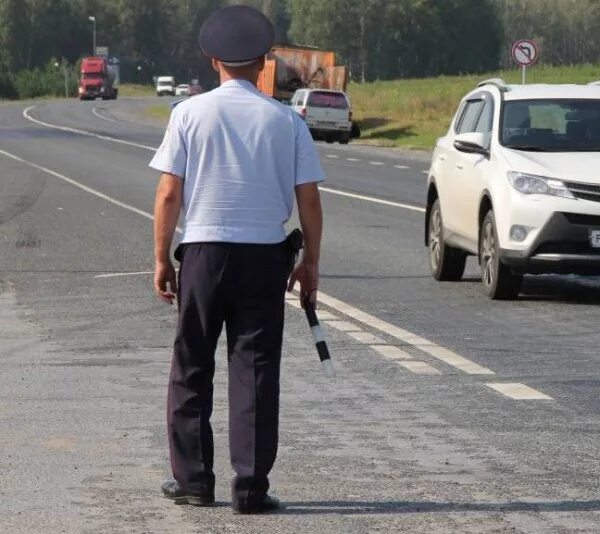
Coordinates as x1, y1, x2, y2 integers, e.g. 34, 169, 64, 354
168, 241, 288, 505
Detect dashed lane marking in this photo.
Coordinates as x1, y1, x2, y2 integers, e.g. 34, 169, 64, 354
23, 106, 426, 215
486, 383, 553, 400
370, 344, 414, 360
0, 148, 551, 396
394, 165, 410, 169
318, 186, 425, 213
422, 170, 430, 175
346, 331, 387, 344
323, 320, 363, 332
316, 292, 495, 375
346, 158, 360, 162
325, 154, 339, 159
369, 161, 384, 166
92, 108, 117, 123
398, 360, 442, 375
94, 271, 153, 279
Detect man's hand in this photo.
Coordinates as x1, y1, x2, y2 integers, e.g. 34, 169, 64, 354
288, 261, 319, 305
154, 259, 178, 305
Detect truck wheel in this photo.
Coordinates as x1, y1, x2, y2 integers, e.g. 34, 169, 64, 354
428, 199, 467, 281
339, 133, 350, 144
325, 136, 334, 144
480, 210, 522, 300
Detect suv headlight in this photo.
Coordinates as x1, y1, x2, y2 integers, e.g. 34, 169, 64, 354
507, 172, 575, 199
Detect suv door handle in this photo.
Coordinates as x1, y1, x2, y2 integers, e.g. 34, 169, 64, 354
456, 163, 464, 170
438, 155, 446, 162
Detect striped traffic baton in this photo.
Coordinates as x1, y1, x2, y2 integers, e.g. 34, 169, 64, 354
303, 295, 335, 378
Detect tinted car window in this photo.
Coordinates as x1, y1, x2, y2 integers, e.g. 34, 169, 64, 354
307, 92, 348, 109
501, 99, 600, 151
456, 100, 485, 134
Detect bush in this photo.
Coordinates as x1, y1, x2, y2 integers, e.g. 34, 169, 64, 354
12, 60, 79, 99
0, 71, 18, 99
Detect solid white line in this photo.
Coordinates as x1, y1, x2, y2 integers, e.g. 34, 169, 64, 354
486, 383, 553, 400
0, 149, 155, 222
23, 105, 157, 151
94, 271, 153, 279
317, 292, 494, 375
92, 107, 117, 123
23, 106, 426, 216
0, 146, 493, 381
318, 186, 425, 213
369, 161, 384, 166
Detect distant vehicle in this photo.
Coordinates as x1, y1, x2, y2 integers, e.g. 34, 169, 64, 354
175, 84, 190, 96
291, 89, 352, 144
426, 79, 600, 299
79, 57, 118, 100
189, 84, 203, 96
156, 76, 175, 96
257, 45, 348, 102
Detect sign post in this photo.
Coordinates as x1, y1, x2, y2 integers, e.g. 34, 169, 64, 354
512, 39, 539, 84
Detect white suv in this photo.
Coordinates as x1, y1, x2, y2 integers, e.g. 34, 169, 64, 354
291, 89, 352, 144
426, 80, 600, 299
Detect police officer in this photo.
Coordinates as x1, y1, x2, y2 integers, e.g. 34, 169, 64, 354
150, 5, 325, 514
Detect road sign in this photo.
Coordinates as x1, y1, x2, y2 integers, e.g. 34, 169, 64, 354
95, 46, 109, 57
512, 40, 538, 67
512, 40, 538, 84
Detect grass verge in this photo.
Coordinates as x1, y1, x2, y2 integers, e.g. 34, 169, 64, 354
349, 63, 600, 150
118, 84, 156, 98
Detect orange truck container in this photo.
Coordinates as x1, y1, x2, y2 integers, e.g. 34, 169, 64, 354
257, 45, 348, 101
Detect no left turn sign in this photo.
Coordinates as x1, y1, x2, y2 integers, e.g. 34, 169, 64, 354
512, 39, 539, 67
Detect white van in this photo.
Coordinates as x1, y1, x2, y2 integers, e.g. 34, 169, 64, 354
291, 89, 352, 144
156, 76, 175, 97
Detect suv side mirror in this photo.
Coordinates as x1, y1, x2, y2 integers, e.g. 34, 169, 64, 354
454, 132, 489, 157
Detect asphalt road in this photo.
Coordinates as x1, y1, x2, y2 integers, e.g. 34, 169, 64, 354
1, 96, 600, 533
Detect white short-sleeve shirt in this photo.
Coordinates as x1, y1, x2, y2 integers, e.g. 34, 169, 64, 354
149, 79, 325, 244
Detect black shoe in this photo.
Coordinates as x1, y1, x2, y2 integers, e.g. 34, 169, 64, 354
233, 494, 281, 514
161, 480, 215, 507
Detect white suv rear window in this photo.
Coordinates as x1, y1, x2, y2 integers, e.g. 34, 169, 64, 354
307, 92, 348, 109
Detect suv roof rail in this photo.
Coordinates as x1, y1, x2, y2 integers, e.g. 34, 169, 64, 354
477, 78, 510, 92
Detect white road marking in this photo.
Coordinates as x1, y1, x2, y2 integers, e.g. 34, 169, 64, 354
369, 345, 414, 360
23, 106, 157, 151
2, 148, 543, 394
398, 360, 441, 375
323, 320, 362, 332
486, 383, 553, 400
394, 165, 409, 169
23, 107, 427, 215
422, 170, 430, 175
369, 161, 384, 166
347, 331, 386, 344
92, 107, 117, 123
313, 310, 338, 321
318, 186, 425, 213
94, 271, 153, 279
326, 154, 339, 159
346, 158, 360, 162
316, 292, 494, 375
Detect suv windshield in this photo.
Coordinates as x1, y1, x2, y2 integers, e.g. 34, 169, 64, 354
157, 81, 172, 87
501, 99, 600, 151
307, 91, 348, 109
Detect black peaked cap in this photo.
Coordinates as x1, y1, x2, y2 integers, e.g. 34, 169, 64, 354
199, 5, 275, 62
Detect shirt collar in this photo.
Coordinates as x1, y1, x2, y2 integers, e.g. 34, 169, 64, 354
220, 79, 259, 91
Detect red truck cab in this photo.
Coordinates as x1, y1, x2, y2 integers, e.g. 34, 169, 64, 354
79, 57, 118, 101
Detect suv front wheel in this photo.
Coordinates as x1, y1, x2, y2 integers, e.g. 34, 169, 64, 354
480, 210, 522, 299
428, 199, 467, 281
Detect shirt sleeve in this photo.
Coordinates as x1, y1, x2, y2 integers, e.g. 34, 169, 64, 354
149, 108, 187, 179
294, 115, 326, 186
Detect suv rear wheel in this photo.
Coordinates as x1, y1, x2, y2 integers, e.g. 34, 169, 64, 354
428, 199, 467, 281
480, 210, 522, 299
